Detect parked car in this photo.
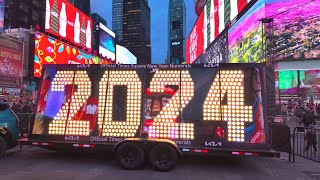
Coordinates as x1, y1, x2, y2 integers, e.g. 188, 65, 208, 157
0, 102, 20, 158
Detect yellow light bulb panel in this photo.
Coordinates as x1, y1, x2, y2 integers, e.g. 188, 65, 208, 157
48, 70, 91, 136
203, 70, 253, 142
149, 70, 194, 139
99, 70, 142, 137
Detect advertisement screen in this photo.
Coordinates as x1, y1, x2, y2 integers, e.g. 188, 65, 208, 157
32, 64, 266, 146
0, 36, 23, 88
186, 11, 204, 64
116, 45, 137, 64
45, 0, 92, 49
266, 0, 320, 60
228, 0, 265, 63
204, 0, 257, 49
196, 30, 228, 64
99, 23, 116, 61
0, 0, 4, 32
34, 32, 111, 77
279, 70, 320, 95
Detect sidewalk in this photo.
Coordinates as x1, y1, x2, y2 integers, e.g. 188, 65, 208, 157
281, 152, 320, 179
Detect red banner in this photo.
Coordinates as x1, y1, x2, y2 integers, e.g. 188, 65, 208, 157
34, 32, 112, 77
45, 0, 92, 49
0, 35, 23, 88
186, 11, 204, 64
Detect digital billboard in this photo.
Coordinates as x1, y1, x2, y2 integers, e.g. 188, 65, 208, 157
203, 0, 257, 49
228, 0, 265, 63
45, 0, 92, 49
116, 45, 137, 64
0, 0, 4, 32
196, 30, 228, 64
99, 23, 116, 61
266, 0, 320, 60
0, 35, 23, 89
34, 32, 111, 77
32, 64, 266, 146
186, 10, 204, 64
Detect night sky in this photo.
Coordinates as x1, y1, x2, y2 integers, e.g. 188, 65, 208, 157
91, 0, 197, 64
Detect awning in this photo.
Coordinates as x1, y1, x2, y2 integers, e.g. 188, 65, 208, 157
276, 60, 320, 71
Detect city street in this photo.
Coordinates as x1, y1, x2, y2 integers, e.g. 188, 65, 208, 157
0, 146, 319, 180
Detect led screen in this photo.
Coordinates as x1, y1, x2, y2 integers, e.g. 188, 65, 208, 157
32, 64, 267, 147
228, 0, 265, 63
0, 0, 4, 32
195, 30, 228, 64
203, 0, 257, 49
34, 32, 111, 77
186, 11, 204, 64
116, 45, 137, 64
0, 35, 23, 88
266, 0, 320, 60
99, 23, 116, 61
45, 0, 93, 49
278, 70, 320, 95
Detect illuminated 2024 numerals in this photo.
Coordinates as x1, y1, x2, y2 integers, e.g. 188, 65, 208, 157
48, 71, 91, 136
149, 70, 195, 139
203, 70, 252, 142
47, 69, 253, 142
98, 70, 142, 137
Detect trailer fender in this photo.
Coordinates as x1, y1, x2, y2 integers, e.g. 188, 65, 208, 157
113, 138, 182, 158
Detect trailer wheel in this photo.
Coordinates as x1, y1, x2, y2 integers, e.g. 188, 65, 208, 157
149, 144, 178, 172
0, 136, 8, 159
116, 142, 145, 170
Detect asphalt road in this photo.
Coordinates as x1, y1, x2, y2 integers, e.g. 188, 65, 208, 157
0, 146, 317, 180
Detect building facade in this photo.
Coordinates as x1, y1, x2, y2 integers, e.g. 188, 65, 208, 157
4, 0, 45, 30
91, 13, 107, 53
167, 0, 186, 64
67, 0, 91, 16
112, 0, 151, 64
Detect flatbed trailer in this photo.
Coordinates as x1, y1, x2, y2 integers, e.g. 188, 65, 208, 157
18, 63, 280, 171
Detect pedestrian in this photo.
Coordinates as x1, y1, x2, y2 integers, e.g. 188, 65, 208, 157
21, 102, 31, 114
12, 102, 21, 114
300, 109, 317, 152
281, 103, 287, 115
304, 127, 317, 153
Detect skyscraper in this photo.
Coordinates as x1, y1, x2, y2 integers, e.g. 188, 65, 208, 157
4, 0, 46, 29
67, 0, 91, 16
167, 0, 186, 64
112, 0, 151, 64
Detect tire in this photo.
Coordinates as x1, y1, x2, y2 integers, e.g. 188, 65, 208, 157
0, 136, 8, 159
149, 144, 178, 172
116, 142, 145, 170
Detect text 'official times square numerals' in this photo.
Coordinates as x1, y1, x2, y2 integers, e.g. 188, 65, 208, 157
49, 71, 91, 136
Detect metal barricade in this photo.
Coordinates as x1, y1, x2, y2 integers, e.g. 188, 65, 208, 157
292, 126, 320, 162
273, 115, 300, 133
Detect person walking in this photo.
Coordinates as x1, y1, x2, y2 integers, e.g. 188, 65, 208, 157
301, 109, 317, 152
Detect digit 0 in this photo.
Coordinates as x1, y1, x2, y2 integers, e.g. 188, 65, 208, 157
98, 70, 142, 137
203, 70, 253, 142
149, 70, 194, 139
49, 71, 92, 136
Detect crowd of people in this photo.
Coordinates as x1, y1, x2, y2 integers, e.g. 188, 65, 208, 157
281, 102, 318, 153
281, 102, 320, 118
0, 99, 35, 114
